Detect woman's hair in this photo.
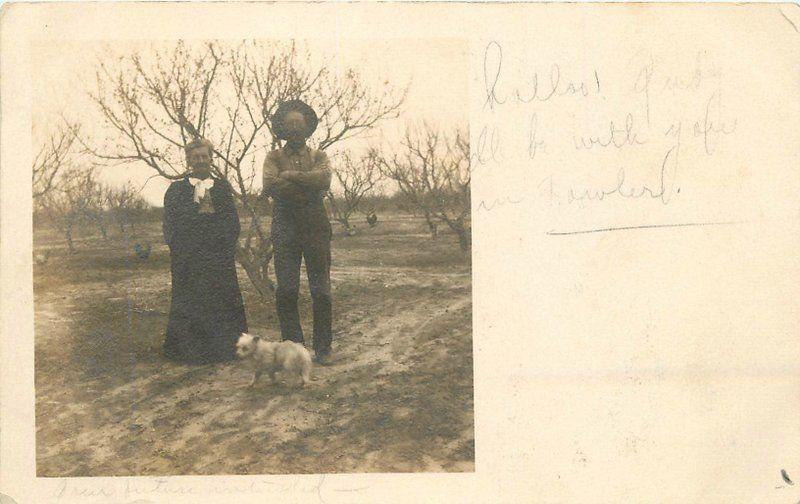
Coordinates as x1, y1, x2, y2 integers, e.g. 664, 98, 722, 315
184, 138, 214, 157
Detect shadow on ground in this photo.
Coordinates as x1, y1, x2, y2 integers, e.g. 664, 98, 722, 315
34, 216, 474, 475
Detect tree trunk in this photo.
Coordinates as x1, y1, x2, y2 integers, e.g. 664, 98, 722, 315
236, 239, 275, 301
97, 219, 108, 240
428, 219, 438, 240
65, 221, 75, 253
340, 216, 355, 236
259, 252, 276, 291
237, 255, 274, 300
456, 226, 471, 251
442, 217, 471, 251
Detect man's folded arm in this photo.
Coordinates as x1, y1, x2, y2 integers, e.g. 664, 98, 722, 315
281, 151, 332, 191
262, 154, 281, 199
263, 154, 308, 201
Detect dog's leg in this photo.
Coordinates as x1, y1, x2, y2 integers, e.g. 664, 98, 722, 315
301, 366, 310, 387
268, 370, 277, 384
249, 369, 262, 388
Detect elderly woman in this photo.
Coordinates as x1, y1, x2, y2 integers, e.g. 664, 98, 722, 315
162, 138, 248, 364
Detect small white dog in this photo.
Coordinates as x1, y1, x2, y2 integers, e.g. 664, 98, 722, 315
236, 333, 312, 387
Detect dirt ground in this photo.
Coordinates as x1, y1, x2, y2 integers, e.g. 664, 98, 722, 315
33, 214, 474, 476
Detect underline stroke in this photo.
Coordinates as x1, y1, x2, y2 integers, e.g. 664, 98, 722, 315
546, 220, 747, 236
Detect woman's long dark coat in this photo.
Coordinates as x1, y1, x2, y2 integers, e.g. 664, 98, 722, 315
162, 177, 247, 364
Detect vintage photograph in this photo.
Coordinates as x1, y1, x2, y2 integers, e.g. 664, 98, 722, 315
31, 38, 473, 476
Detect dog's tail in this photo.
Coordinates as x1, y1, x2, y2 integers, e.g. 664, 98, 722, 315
300, 349, 312, 386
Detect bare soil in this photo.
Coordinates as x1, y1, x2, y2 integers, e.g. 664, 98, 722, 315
33, 215, 474, 476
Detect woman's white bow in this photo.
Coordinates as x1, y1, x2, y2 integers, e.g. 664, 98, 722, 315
187, 177, 215, 204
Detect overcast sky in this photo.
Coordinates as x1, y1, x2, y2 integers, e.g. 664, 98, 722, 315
32, 38, 468, 206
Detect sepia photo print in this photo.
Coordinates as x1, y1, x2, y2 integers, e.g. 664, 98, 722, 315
31, 37, 473, 476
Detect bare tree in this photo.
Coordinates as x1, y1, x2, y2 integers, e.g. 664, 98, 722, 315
87, 40, 406, 299
105, 182, 151, 237
326, 150, 383, 234
32, 121, 80, 200
38, 186, 77, 252
39, 167, 104, 252
376, 125, 471, 251
86, 181, 110, 241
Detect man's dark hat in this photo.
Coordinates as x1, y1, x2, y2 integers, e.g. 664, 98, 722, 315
272, 99, 319, 140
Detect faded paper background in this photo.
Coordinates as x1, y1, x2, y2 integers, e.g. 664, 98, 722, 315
2, 2, 799, 503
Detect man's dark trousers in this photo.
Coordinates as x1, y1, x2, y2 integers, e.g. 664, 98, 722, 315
271, 201, 332, 357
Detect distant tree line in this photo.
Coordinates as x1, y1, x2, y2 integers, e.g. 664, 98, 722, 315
34, 167, 154, 252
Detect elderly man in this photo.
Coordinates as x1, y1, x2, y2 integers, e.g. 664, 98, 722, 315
262, 100, 334, 365
162, 138, 248, 364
